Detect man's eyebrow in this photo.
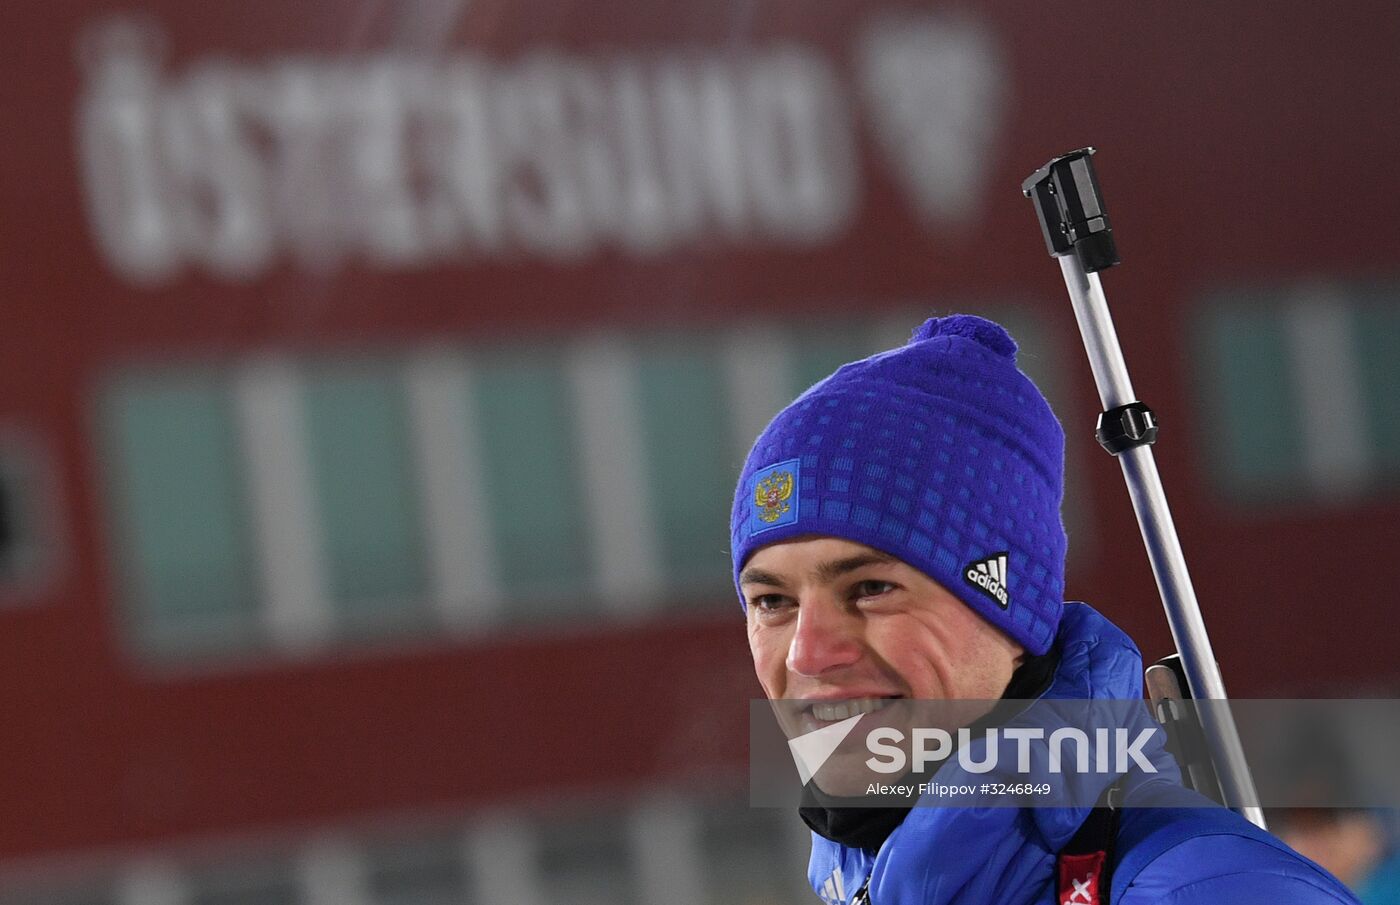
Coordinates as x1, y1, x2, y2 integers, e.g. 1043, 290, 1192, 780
739, 567, 786, 587
739, 551, 898, 588
814, 552, 898, 583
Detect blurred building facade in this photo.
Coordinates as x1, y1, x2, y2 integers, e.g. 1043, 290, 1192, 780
1, 1, 1398, 902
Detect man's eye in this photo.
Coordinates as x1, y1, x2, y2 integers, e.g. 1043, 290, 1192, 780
749, 594, 792, 612
853, 580, 896, 599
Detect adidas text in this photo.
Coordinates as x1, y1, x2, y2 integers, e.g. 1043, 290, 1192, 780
963, 552, 1010, 608
965, 567, 1008, 607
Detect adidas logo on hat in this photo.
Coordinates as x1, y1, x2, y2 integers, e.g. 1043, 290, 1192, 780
964, 552, 1010, 609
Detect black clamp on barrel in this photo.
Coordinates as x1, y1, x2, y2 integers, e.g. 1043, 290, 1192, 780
1021, 147, 1120, 273
1096, 402, 1158, 455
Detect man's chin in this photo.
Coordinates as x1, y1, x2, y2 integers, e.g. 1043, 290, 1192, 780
810, 751, 889, 799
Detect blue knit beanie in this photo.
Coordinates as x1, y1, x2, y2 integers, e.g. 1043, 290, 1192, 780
730, 314, 1067, 655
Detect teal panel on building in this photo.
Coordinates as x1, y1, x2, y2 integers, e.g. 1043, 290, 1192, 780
1355, 299, 1400, 478
100, 373, 260, 652
302, 364, 428, 629
1194, 299, 1304, 499
471, 349, 592, 614
635, 333, 733, 592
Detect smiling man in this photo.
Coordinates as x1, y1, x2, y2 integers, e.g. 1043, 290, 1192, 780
730, 315, 1357, 905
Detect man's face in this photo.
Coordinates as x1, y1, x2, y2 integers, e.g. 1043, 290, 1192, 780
742, 536, 1024, 706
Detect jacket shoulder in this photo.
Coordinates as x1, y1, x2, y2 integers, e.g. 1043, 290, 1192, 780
1113, 804, 1360, 905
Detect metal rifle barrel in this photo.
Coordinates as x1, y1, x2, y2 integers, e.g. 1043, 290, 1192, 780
1060, 255, 1265, 829
1023, 148, 1266, 829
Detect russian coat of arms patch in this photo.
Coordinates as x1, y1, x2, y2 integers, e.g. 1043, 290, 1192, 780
749, 458, 800, 534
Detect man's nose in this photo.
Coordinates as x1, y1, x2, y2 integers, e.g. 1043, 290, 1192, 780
786, 598, 862, 677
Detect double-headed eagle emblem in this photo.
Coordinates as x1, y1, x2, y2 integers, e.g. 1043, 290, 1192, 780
754, 469, 794, 523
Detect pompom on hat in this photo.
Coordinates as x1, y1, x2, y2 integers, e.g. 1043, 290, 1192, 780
730, 314, 1067, 655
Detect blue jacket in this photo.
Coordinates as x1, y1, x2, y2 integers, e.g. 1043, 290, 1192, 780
807, 603, 1359, 904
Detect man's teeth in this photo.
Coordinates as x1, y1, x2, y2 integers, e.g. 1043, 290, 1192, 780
811, 698, 893, 722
